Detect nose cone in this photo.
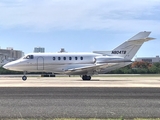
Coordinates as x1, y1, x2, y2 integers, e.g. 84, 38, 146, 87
3, 62, 13, 70
3, 61, 19, 71
3, 64, 8, 69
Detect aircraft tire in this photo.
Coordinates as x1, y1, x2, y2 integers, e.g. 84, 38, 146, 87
22, 76, 27, 81
87, 76, 91, 80
82, 75, 91, 81
50, 74, 56, 77
44, 74, 50, 77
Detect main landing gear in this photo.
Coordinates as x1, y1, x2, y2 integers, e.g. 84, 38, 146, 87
82, 75, 91, 80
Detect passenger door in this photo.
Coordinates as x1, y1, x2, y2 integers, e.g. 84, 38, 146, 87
37, 57, 44, 70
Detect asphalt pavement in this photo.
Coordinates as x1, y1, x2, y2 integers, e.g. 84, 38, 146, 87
0, 87, 160, 118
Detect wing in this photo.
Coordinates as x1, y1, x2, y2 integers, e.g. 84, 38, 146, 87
64, 63, 118, 75
63, 57, 132, 75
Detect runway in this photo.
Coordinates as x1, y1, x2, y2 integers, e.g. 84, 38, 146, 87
0, 76, 160, 118
0, 87, 160, 118
0, 75, 160, 87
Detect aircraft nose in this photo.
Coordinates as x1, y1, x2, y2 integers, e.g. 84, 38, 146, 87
3, 61, 18, 70
3, 60, 23, 71
3, 63, 12, 70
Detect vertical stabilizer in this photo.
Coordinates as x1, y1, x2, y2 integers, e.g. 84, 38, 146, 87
112, 31, 155, 59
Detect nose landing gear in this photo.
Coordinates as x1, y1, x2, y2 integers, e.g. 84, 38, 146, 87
22, 71, 27, 81
22, 75, 27, 81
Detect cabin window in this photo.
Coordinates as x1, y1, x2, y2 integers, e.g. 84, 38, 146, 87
75, 57, 78, 60
69, 57, 72, 60
53, 57, 56, 60
63, 57, 66, 60
58, 57, 61, 60
80, 57, 83, 60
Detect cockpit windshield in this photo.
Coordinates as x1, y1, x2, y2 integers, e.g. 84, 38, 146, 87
23, 55, 34, 59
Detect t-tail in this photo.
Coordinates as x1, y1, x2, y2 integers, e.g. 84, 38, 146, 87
93, 31, 155, 60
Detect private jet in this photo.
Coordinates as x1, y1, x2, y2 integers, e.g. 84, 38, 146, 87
3, 31, 155, 81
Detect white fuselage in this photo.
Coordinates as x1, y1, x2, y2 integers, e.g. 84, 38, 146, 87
3, 52, 131, 75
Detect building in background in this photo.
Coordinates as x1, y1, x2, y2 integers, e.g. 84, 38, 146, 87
34, 47, 45, 53
0, 47, 24, 66
135, 55, 160, 63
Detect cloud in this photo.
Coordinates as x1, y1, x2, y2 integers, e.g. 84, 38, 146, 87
0, 0, 160, 32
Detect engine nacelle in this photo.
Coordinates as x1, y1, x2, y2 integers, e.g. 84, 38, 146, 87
95, 56, 131, 64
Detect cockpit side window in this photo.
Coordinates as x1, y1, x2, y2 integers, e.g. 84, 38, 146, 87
30, 55, 34, 59
24, 55, 34, 59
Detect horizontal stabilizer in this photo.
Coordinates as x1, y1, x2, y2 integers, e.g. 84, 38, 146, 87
129, 31, 152, 41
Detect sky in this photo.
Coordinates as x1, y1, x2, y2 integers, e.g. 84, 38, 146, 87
0, 0, 160, 58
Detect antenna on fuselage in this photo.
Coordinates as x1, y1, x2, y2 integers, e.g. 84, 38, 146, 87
58, 48, 67, 53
